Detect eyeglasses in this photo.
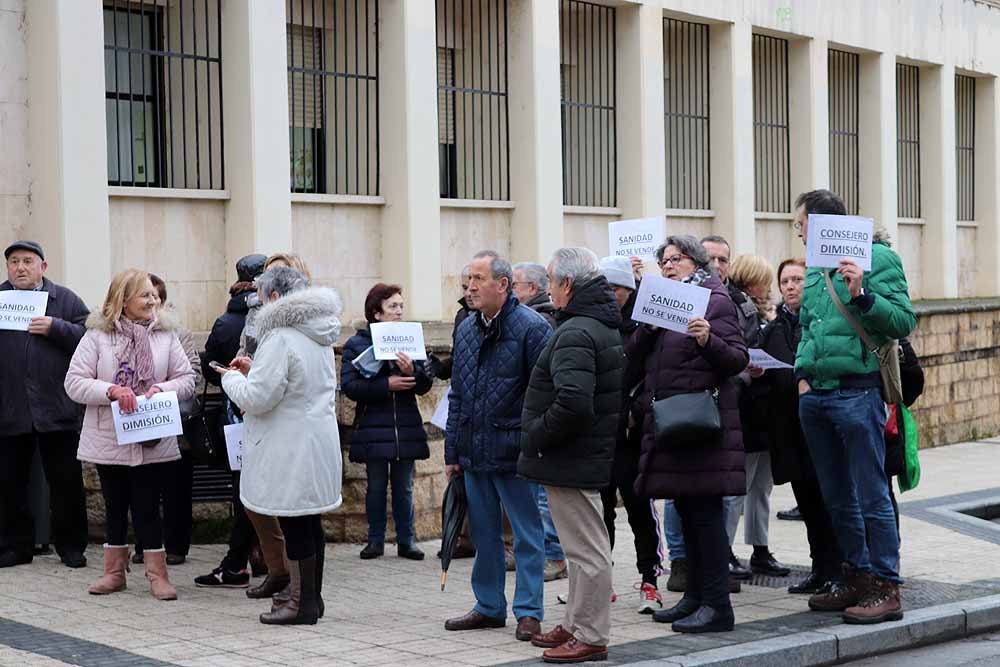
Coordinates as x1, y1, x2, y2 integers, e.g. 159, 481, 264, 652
792, 220, 803, 230
657, 254, 689, 268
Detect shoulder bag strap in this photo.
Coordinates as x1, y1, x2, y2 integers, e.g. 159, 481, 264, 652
823, 272, 878, 352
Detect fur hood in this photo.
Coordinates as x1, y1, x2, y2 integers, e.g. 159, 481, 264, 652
255, 286, 342, 346
85, 309, 180, 334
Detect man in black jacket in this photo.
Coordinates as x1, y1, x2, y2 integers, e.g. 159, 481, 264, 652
202, 254, 267, 387
0, 241, 89, 569
519, 248, 623, 664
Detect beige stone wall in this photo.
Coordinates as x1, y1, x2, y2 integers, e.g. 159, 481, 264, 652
0, 1, 28, 247
563, 212, 619, 254
440, 206, 511, 306
957, 226, 978, 298
896, 223, 924, 301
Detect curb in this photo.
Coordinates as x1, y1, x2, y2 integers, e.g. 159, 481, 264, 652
625, 593, 1000, 667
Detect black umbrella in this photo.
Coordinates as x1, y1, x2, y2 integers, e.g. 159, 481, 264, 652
439, 475, 468, 591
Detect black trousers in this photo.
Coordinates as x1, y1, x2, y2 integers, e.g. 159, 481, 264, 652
791, 477, 843, 581
675, 495, 730, 610
221, 471, 259, 572
600, 447, 661, 583
97, 463, 169, 550
0, 431, 88, 556
162, 452, 193, 555
277, 514, 324, 561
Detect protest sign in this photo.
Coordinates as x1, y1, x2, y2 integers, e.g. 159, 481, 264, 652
370, 321, 428, 361
748, 348, 794, 370
0, 290, 48, 332
631, 275, 711, 334
608, 217, 665, 263
430, 388, 450, 431
111, 391, 183, 446
805, 214, 874, 272
224, 423, 244, 471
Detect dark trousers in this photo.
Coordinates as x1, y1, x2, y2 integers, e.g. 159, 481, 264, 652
133, 451, 194, 558
791, 478, 843, 582
0, 430, 88, 556
97, 463, 169, 550
277, 514, 324, 561
221, 471, 259, 572
600, 448, 661, 583
675, 495, 730, 610
365, 459, 415, 544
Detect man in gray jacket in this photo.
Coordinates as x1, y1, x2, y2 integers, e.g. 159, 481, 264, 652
0, 241, 90, 568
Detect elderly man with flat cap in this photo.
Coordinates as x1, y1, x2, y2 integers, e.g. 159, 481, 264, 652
0, 241, 90, 568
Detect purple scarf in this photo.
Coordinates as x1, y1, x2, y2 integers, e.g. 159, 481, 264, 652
113, 316, 156, 393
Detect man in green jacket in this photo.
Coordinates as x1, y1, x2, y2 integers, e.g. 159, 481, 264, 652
793, 190, 916, 625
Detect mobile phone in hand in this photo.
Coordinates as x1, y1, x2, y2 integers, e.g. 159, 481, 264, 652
209, 361, 227, 372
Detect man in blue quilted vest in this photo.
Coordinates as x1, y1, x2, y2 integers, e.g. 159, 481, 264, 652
444, 250, 553, 643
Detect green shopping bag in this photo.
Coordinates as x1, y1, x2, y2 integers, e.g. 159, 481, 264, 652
896, 404, 921, 493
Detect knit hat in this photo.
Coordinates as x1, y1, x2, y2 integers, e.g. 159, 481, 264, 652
600, 256, 635, 291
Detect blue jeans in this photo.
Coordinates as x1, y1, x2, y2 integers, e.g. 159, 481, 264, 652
365, 459, 415, 545
659, 499, 687, 561
799, 388, 901, 583
464, 471, 544, 621
537, 486, 565, 561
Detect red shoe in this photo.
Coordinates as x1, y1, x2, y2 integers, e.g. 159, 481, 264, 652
636, 582, 662, 614
542, 638, 608, 663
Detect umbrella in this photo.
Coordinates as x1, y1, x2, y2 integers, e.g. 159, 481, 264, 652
439, 475, 468, 591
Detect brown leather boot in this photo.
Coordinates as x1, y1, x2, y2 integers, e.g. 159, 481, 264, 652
246, 511, 288, 582
88, 545, 130, 595
143, 549, 178, 601
270, 581, 292, 612
809, 568, 872, 612
259, 557, 319, 625
843, 578, 903, 624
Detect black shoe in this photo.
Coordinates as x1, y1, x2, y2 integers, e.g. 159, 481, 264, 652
194, 566, 250, 588
131, 552, 144, 565
729, 576, 742, 594
750, 551, 791, 577
653, 597, 700, 624
777, 506, 803, 521
59, 549, 87, 569
166, 554, 186, 566
671, 605, 735, 634
398, 544, 425, 561
0, 549, 32, 568
728, 551, 751, 580
789, 571, 827, 595
360, 542, 384, 560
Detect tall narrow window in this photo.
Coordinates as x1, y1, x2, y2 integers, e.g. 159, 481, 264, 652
956, 74, 976, 222
560, 0, 616, 208
663, 17, 709, 210
896, 64, 921, 219
752, 34, 790, 213
435, 0, 510, 201
828, 49, 859, 214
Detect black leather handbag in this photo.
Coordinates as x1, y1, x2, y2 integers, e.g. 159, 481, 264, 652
652, 389, 722, 449
180, 384, 226, 466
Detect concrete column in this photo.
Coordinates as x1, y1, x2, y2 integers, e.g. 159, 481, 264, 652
617, 3, 665, 218
788, 37, 828, 201
380, 0, 443, 320
709, 21, 754, 252
975, 76, 1000, 296
25, 0, 111, 307
508, 0, 563, 263
221, 0, 292, 265
919, 64, 958, 298
858, 52, 898, 242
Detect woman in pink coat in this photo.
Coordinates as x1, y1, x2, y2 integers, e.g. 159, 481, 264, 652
64, 269, 195, 600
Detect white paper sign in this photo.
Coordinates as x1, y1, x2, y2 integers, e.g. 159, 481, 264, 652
369, 321, 428, 361
0, 291, 48, 331
111, 391, 184, 446
430, 388, 451, 431
224, 423, 244, 471
608, 217, 666, 263
805, 214, 874, 272
631, 275, 711, 334
748, 348, 794, 370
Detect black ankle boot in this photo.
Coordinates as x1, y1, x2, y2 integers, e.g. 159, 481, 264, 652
398, 544, 425, 561
789, 571, 826, 594
671, 605, 735, 633
653, 597, 700, 624
359, 542, 384, 560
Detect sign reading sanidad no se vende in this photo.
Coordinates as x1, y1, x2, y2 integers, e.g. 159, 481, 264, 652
369, 321, 428, 361
630, 274, 711, 334
0, 290, 48, 332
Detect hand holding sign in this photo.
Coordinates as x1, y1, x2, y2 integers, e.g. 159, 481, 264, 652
370, 322, 427, 361
687, 318, 711, 347
111, 391, 184, 446
837, 259, 864, 299
0, 291, 48, 332
631, 275, 712, 334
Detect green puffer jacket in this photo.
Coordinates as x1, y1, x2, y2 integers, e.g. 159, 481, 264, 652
795, 242, 916, 390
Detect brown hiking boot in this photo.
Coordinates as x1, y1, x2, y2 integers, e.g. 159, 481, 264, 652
843, 578, 903, 624
808, 569, 871, 612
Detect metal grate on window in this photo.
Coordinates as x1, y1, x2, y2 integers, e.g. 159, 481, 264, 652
956, 74, 976, 222
828, 49, 859, 215
752, 34, 790, 213
435, 0, 510, 201
104, 0, 224, 190
663, 17, 709, 210
896, 64, 921, 219
560, 0, 616, 208
287, 0, 379, 195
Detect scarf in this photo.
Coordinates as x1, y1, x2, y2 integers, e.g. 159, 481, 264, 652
113, 316, 156, 393
682, 267, 713, 287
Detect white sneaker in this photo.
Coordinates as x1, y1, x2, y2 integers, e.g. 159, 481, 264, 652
636, 582, 662, 614
557, 590, 618, 605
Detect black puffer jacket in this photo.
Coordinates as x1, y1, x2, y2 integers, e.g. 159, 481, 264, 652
202, 288, 254, 388
518, 276, 624, 489
341, 327, 432, 463
524, 292, 558, 329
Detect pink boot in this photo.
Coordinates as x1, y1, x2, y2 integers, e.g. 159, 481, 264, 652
88, 545, 130, 595
143, 549, 178, 600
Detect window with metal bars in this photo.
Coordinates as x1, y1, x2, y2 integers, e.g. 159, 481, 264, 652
752, 34, 790, 214
103, 0, 224, 190
559, 0, 616, 208
663, 17, 709, 210
956, 74, 976, 222
287, 0, 379, 195
435, 0, 510, 201
828, 49, 859, 214
896, 64, 921, 219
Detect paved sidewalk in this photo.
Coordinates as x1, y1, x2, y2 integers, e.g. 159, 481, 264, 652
3, 439, 1000, 666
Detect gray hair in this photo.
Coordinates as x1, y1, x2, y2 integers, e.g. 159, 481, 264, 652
460, 264, 471, 280
656, 235, 711, 270
473, 249, 514, 295
256, 266, 309, 300
700, 234, 730, 249
512, 262, 549, 292
549, 247, 601, 287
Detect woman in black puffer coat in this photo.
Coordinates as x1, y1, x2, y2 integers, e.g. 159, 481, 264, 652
340, 284, 432, 562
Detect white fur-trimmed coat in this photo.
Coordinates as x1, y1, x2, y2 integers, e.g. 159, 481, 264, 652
222, 287, 344, 516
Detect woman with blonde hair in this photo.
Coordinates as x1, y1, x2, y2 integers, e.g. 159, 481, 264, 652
65, 269, 196, 600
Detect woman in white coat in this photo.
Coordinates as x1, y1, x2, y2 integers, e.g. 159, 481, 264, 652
215, 266, 343, 626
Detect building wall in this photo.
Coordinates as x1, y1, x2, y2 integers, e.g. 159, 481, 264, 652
439, 205, 511, 309
0, 1, 28, 247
